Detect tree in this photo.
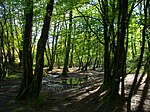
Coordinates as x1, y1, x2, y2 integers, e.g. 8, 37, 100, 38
0, 3, 8, 78
61, 10, 73, 76
127, 0, 149, 111
111, 0, 128, 96
30, 0, 54, 97
46, 21, 60, 71
16, 0, 33, 100
17, 0, 54, 99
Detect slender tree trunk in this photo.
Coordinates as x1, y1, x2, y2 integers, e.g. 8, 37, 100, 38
69, 43, 74, 68
14, 19, 23, 66
0, 46, 2, 78
0, 23, 6, 78
16, 0, 33, 100
47, 22, 59, 71
46, 42, 52, 70
93, 57, 97, 70
32, 21, 39, 61
108, 0, 128, 97
45, 49, 51, 69
52, 33, 59, 68
56, 54, 60, 69
9, 7, 15, 65
127, 0, 149, 111
31, 0, 54, 97
62, 10, 72, 76
102, 0, 111, 86
48, 22, 57, 70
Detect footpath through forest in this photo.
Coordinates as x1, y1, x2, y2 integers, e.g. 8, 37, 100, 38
0, 68, 150, 112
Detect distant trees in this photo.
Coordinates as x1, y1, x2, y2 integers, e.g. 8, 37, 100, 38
61, 10, 73, 76
46, 21, 60, 71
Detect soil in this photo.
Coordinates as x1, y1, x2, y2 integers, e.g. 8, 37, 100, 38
0, 68, 150, 112
0, 78, 20, 112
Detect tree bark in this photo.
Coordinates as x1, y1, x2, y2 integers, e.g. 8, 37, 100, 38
69, 43, 74, 68
31, 0, 54, 97
16, 0, 33, 100
112, 0, 128, 96
47, 22, 59, 71
0, 46, 2, 78
101, 0, 111, 86
61, 10, 73, 76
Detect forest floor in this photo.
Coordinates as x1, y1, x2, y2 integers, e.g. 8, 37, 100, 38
0, 67, 150, 112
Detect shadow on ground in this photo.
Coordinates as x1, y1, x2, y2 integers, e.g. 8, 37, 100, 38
0, 69, 150, 112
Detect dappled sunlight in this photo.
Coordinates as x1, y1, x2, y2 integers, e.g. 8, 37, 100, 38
40, 69, 103, 111
1, 69, 150, 112
34, 70, 150, 111
123, 74, 147, 95
123, 73, 150, 111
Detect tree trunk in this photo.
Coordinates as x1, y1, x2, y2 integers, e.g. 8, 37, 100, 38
14, 18, 23, 66
16, 0, 33, 100
0, 22, 7, 78
92, 57, 97, 70
31, 0, 54, 97
102, 0, 111, 86
69, 43, 74, 68
45, 48, 51, 69
0, 46, 2, 78
46, 42, 52, 70
47, 22, 59, 71
127, 0, 149, 111
56, 54, 60, 69
112, 0, 128, 96
9, 7, 15, 65
32, 21, 39, 61
61, 10, 72, 76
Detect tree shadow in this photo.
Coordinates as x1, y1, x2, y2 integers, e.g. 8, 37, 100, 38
134, 71, 146, 95
60, 83, 125, 112
136, 73, 150, 112
59, 82, 101, 112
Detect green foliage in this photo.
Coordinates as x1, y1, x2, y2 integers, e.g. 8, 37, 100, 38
6, 74, 21, 80
1, 0, 148, 71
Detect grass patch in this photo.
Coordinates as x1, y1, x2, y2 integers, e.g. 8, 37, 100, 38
6, 74, 21, 80
66, 78, 85, 85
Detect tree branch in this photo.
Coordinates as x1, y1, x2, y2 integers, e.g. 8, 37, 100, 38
76, 8, 104, 45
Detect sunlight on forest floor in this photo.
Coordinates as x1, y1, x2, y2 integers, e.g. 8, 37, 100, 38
0, 68, 150, 112
124, 74, 150, 112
